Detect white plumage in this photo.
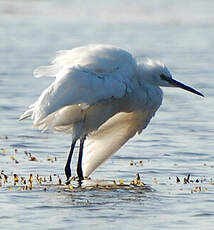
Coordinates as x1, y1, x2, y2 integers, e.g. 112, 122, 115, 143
20, 44, 203, 180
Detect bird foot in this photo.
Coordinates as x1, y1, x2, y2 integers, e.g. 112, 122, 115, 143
65, 176, 73, 185
65, 179, 71, 185
77, 178, 84, 187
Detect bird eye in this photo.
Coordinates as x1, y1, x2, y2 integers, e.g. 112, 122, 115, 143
160, 74, 170, 82
160, 74, 167, 80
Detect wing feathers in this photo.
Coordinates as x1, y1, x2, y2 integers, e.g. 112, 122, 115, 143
82, 111, 154, 177
27, 66, 129, 125
34, 65, 59, 78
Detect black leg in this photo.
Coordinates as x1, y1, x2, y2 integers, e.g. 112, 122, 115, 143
77, 136, 86, 183
65, 140, 76, 184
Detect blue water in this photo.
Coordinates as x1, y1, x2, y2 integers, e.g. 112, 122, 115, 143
1, 0, 214, 229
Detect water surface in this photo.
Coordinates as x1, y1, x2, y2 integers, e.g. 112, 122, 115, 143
0, 1, 214, 229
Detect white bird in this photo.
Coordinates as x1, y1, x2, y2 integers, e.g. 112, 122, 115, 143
20, 44, 203, 184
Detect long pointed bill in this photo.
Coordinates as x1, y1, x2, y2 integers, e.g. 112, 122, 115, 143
168, 78, 204, 97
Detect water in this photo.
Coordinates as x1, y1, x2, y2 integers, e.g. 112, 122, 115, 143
1, 0, 214, 229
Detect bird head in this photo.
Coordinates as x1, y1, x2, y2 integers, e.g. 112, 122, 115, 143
139, 59, 204, 97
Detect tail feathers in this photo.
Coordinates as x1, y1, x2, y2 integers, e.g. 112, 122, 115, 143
19, 107, 48, 130
19, 108, 34, 121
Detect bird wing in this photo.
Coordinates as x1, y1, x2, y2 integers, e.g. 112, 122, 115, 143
82, 110, 156, 177
20, 65, 136, 126
20, 44, 138, 125
33, 44, 136, 78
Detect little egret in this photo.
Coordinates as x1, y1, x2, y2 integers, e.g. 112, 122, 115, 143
20, 44, 204, 183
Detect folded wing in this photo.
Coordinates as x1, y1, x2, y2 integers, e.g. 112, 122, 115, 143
20, 65, 136, 127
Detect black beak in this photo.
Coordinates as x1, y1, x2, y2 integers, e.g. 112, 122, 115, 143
167, 78, 204, 97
